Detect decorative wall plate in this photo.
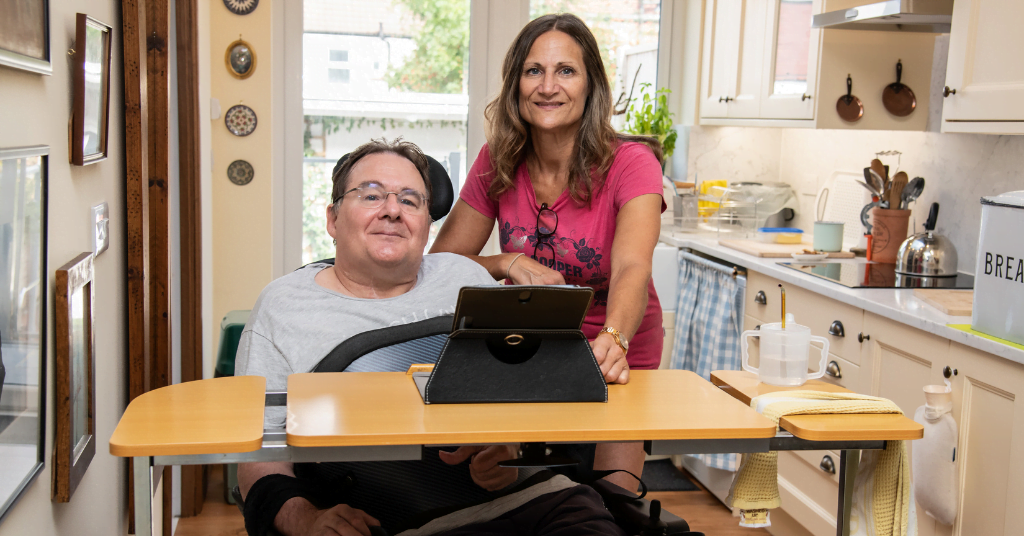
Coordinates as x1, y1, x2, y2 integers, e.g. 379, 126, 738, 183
225, 38, 256, 79
223, 0, 258, 15
227, 160, 254, 185
225, 104, 257, 136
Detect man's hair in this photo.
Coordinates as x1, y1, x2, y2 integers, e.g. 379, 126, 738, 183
330, 137, 432, 211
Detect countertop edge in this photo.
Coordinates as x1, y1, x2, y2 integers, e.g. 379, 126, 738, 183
661, 233, 1024, 367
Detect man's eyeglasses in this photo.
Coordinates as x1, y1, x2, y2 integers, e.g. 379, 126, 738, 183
335, 184, 429, 215
533, 203, 558, 266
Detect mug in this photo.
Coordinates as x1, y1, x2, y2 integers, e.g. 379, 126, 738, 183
741, 323, 829, 386
813, 221, 844, 252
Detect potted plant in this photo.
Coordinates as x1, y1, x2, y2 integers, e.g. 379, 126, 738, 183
621, 83, 678, 170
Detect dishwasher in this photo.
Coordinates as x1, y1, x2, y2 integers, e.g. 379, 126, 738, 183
669, 248, 747, 507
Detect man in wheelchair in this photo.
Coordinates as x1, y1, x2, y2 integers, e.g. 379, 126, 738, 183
235, 138, 638, 536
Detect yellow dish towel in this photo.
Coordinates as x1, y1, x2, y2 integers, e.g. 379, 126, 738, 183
726, 391, 913, 536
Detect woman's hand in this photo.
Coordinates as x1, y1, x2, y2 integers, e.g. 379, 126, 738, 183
507, 254, 565, 285
591, 333, 630, 384
439, 444, 519, 491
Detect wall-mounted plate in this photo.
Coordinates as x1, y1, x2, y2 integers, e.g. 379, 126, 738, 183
224, 104, 257, 136
227, 160, 254, 185
225, 38, 256, 79
223, 0, 258, 15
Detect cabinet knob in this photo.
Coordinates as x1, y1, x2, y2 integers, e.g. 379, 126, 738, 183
943, 366, 958, 379
943, 86, 957, 98
754, 290, 767, 305
858, 332, 870, 343
828, 320, 845, 337
801, 93, 812, 101
719, 96, 733, 103
826, 360, 842, 379
820, 455, 836, 474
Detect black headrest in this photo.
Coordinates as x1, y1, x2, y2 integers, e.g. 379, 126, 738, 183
332, 152, 455, 221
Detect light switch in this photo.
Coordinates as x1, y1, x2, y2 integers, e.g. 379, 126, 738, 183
92, 202, 109, 257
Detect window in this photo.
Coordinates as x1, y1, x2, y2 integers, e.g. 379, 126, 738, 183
328, 68, 350, 83
302, 0, 471, 264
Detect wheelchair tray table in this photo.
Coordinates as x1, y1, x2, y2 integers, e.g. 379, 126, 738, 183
285, 369, 778, 447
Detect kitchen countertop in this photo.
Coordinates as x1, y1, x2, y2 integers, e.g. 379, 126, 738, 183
659, 229, 1024, 367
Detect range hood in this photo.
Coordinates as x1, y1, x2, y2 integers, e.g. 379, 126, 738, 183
812, 0, 953, 33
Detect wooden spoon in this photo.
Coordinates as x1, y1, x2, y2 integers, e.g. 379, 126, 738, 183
889, 172, 908, 210
871, 159, 889, 202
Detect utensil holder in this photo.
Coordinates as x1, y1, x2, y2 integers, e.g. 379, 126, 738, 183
870, 207, 911, 263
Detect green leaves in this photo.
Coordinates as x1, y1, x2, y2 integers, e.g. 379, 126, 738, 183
384, 0, 469, 94
621, 83, 677, 160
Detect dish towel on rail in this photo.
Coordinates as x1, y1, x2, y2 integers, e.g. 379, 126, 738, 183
726, 391, 915, 536
671, 250, 745, 471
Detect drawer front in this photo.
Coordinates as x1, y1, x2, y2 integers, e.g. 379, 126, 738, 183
778, 450, 841, 536
746, 271, 782, 323
817, 353, 862, 394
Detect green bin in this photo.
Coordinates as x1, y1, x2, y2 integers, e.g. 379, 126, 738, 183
216, 310, 250, 503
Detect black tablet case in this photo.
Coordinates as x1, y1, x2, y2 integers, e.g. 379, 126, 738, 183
424, 286, 608, 404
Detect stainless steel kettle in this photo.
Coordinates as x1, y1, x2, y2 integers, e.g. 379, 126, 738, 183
896, 203, 958, 277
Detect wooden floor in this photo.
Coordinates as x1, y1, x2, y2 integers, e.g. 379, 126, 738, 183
174, 466, 770, 536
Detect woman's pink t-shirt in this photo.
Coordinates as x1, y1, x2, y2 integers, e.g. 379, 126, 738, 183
459, 142, 667, 370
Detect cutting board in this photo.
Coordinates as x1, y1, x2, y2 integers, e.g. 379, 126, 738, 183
719, 239, 856, 258
913, 289, 973, 316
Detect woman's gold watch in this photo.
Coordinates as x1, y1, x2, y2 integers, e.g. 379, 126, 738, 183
599, 326, 629, 355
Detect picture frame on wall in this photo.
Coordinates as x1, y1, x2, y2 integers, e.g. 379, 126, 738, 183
52, 252, 95, 503
71, 13, 112, 166
0, 0, 52, 75
0, 145, 49, 524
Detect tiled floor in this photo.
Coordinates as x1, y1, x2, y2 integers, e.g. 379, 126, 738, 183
174, 466, 771, 536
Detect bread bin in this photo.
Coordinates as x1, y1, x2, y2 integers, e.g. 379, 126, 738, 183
896, 203, 958, 277
972, 191, 1024, 345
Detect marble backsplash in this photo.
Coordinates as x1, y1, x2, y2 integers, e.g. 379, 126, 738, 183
684, 125, 1024, 273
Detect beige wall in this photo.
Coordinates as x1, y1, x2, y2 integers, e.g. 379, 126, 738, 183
209, 0, 275, 360
0, 0, 127, 533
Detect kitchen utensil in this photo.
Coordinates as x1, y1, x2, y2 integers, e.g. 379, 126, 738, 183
901, 176, 925, 209
882, 60, 917, 117
860, 199, 882, 233
896, 203, 959, 276
836, 75, 863, 122
857, 173, 882, 197
780, 284, 787, 329
871, 206, 911, 263
741, 320, 830, 386
867, 168, 887, 202
791, 252, 829, 262
889, 172, 909, 210
972, 190, 1024, 345
718, 239, 855, 258
912, 289, 973, 316
813, 221, 845, 252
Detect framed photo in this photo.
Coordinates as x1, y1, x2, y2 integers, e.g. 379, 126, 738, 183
225, 38, 256, 79
0, 0, 51, 75
0, 146, 48, 523
52, 252, 95, 502
71, 14, 112, 166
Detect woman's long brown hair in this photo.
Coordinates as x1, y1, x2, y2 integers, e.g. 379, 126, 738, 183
484, 13, 663, 204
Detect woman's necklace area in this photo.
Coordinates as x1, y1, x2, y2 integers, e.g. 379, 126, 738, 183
527, 158, 570, 208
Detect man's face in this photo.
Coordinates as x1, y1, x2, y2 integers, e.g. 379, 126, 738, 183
327, 152, 430, 272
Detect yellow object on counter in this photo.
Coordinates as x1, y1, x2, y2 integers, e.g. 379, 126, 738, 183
698, 180, 727, 217
775, 232, 803, 244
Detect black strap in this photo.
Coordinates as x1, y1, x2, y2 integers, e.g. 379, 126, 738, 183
243, 474, 319, 536
575, 468, 648, 503
312, 316, 452, 373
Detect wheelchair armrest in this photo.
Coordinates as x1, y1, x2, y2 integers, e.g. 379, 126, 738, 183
589, 479, 701, 536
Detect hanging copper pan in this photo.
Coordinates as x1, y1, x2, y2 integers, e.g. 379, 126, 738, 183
836, 75, 863, 122
882, 60, 916, 117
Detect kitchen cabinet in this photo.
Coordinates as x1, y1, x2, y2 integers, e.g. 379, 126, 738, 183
941, 0, 1024, 133
698, 0, 935, 130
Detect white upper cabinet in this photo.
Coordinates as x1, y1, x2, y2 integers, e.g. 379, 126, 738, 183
759, 0, 821, 119
699, 0, 741, 119
942, 0, 1024, 133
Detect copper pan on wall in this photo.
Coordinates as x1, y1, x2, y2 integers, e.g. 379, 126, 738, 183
836, 75, 863, 122
882, 60, 916, 117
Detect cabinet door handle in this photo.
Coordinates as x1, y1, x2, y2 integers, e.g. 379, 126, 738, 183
719, 96, 733, 103
820, 455, 836, 474
858, 332, 870, 343
828, 320, 845, 337
943, 366, 958, 379
943, 86, 957, 98
754, 290, 767, 305
826, 360, 842, 379
801, 93, 812, 101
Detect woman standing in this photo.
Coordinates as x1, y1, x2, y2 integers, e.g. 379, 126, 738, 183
430, 13, 666, 491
